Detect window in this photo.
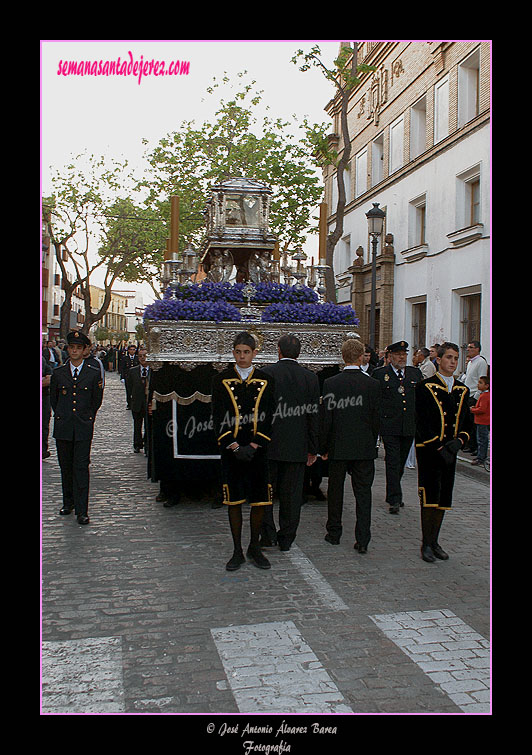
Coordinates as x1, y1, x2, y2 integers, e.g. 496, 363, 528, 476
460, 293, 481, 372
408, 194, 427, 248
411, 301, 427, 350
371, 134, 384, 186
355, 149, 368, 198
470, 178, 480, 225
389, 115, 404, 174
456, 164, 482, 229
458, 48, 480, 127
410, 96, 427, 159
434, 75, 449, 144
330, 167, 350, 209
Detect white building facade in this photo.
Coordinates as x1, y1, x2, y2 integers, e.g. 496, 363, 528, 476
324, 41, 490, 371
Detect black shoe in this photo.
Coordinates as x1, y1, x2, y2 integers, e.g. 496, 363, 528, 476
134, 447, 141, 453
354, 543, 367, 554
42, 451, 51, 459
311, 488, 327, 501
324, 533, 340, 545
421, 545, 436, 562
77, 514, 90, 525
163, 499, 180, 507
226, 550, 245, 571
246, 545, 271, 569
259, 536, 278, 548
155, 492, 168, 502
59, 506, 73, 515
389, 505, 400, 514
278, 543, 291, 552
431, 543, 449, 560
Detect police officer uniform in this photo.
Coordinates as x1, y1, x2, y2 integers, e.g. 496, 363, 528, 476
50, 331, 104, 524
415, 370, 473, 561
372, 341, 423, 513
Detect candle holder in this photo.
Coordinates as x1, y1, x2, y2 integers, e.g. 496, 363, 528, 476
280, 252, 294, 285
291, 247, 308, 288
315, 262, 330, 302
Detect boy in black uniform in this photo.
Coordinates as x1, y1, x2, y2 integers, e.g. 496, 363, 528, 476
415, 342, 474, 562
50, 331, 104, 524
211, 332, 275, 571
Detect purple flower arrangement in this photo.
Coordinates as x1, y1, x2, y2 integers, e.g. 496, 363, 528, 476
262, 302, 359, 325
144, 281, 358, 325
143, 298, 241, 323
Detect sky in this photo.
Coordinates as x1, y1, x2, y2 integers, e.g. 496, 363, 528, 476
41, 40, 343, 303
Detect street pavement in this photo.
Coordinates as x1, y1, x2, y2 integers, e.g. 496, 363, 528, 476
41, 371, 491, 725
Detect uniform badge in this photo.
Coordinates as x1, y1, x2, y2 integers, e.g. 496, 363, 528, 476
398, 386, 405, 394
62, 389, 67, 395
384, 374, 389, 381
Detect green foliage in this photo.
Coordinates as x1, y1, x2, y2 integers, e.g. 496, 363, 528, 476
140, 74, 328, 251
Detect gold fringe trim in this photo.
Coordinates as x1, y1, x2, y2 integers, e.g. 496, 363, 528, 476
153, 390, 212, 405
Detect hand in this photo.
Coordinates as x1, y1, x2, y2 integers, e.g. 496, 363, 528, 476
445, 439, 462, 455
307, 454, 317, 466
234, 445, 256, 462
321, 452, 328, 461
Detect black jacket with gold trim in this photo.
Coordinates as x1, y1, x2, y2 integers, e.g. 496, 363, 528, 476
415, 373, 473, 450
211, 365, 275, 448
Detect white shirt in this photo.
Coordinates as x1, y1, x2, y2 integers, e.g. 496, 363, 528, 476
235, 365, 253, 381
438, 373, 455, 392
70, 360, 84, 377
464, 354, 487, 399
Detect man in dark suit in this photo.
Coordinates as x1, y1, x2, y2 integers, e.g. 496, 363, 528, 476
50, 331, 104, 525
126, 347, 149, 453
320, 338, 381, 553
372, 341, 424, 514
260, 334, 320, 552
120, 344, 139, 409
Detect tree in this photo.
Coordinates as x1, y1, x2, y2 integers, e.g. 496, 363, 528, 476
140, 74, 329, 258
44, 154, 163, 336
292, 43, 375, 301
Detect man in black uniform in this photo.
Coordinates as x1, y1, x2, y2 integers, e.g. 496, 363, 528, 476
126, 347, 149, 453
120, 344, 139, 409
415, 342, 473, 562
372, 341, 423, 514
320, 338, 381, 552
50, 331, 104, 525
260, 334, 320, 552
211, 332, 275, 571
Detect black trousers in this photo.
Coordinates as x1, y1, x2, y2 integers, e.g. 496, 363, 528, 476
326, 458, 375, 546
56, 438, 92, 516
416, 445, 457, 510
381, 434, 414, 506
261, 460, 306, 548
132, 410, 146, 450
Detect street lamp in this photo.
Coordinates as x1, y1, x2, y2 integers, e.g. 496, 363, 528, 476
365, 203, 386, 350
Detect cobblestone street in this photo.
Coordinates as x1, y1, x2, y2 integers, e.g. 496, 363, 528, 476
41, 371, 491, 725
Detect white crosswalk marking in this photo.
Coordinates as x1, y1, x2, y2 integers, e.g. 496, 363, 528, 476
285, 545, 350, 611
370, 610, 490, 713
211, 621, 353, 714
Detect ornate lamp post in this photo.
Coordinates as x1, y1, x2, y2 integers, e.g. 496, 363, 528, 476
365, 202, 386, 350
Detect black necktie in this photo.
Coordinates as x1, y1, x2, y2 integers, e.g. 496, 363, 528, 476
73, 368, 78, 379
397, 369, 403, 382
142, 368, 147, 378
